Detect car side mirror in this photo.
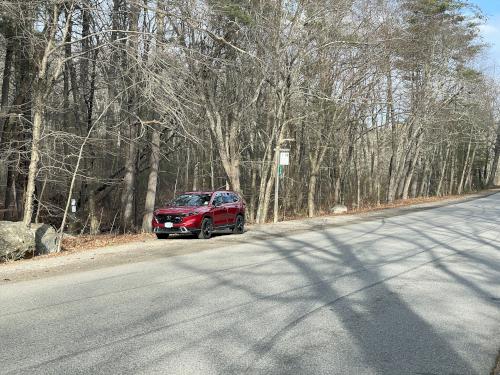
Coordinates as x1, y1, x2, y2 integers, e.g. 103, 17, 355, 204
213, 201, 221, 207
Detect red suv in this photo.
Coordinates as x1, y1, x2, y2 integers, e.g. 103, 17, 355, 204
152, 191, 246, 239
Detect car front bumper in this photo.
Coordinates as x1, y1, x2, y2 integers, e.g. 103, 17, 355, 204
153, 226, 197, 234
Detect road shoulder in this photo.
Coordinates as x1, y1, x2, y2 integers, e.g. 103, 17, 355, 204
1, 189, 498, 284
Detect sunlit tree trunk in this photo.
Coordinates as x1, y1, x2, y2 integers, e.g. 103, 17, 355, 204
142, 128, 161, 232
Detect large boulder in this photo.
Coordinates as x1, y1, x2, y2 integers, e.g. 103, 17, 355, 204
0, 221, 36, 261
30, 224, 59, 255
330, 204, 348, 214
0, 221, 59, 261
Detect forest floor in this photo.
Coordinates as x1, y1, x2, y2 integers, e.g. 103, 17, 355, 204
1, 188, 499, 284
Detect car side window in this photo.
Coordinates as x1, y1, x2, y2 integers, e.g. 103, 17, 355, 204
231, 193, 239, 203
222, 193, 233, 204
213, 193, 223, 205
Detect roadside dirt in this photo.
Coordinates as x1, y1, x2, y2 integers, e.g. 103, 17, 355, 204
1, 189, 498, 284
57, 189, 500, 254
62, 232, 156, 253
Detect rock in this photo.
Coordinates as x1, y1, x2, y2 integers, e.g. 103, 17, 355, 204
0, 221, 60, 261
330, 204, 348, 214
0, 221, 36, 261
30, 224, 59, 255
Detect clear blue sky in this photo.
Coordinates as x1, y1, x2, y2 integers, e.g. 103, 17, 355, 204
472, 0, 500, 14
470, 0, 500, 76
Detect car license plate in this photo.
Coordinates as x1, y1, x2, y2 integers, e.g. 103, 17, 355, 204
164, 222, 173, 228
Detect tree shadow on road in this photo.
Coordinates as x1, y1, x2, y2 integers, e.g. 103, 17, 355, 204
6, 195, 499, 375
161, 204, 500, 374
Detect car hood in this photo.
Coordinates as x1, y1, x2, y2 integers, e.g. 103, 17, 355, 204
154, 207, 209, 215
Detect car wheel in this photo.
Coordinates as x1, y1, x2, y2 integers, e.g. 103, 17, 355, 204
198, 218, 212, 239
233, 215, 244, 234
156, 233, 170, 239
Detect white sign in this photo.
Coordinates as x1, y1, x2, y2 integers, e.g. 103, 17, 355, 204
279, 150, 290, 166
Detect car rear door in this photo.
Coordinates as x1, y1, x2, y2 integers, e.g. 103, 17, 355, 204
211, 193, 227, 227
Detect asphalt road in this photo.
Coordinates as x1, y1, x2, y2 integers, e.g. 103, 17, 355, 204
1, 194, 500, 375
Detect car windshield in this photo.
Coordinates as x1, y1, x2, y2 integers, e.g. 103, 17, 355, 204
168, 194, 211, 207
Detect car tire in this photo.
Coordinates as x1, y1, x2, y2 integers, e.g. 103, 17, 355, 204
233, 215, 245, 234
198, 218, 212, 239
156, 233, 170, 239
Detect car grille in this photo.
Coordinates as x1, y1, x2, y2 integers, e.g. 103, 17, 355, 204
155, 214, 183, 224
154, 227, 186, 233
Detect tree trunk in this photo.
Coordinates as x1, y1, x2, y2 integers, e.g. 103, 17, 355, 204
448, 149, 456, 195
3, 167, 15, 220
488, 123, 500, 186
192, 162, 199, 191
1, 47, 30, 221
355, 157, 361, 208
34, 175, 47, 224
120, 3, 140, 232
88, 193, 99, 235
23, 92, 43, 226
307, 171, 318, 218
121, 124, 138, 232
185, 148, 190, 190
142, 128, 161, 232
307, 146, 321, 217
435, 144, 450, 196
419, 147, 436, 197
410, 172, 418, 198
386, 69, 399, 203
255, 149, 272, 223
465, 145, 477, 191
206, 109, 242, 193
457, 139, 472, 194
209, 137, 215, 190
248, 163, 257, 223
0, 32, 14, 144
402, 131, 423, 199
23, 4, 67, 227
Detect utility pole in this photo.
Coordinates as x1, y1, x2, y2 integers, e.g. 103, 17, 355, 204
273, 144, 281, 223
273, 139, 293, 223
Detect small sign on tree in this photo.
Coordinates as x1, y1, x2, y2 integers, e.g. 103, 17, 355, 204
279, 149, 290, 166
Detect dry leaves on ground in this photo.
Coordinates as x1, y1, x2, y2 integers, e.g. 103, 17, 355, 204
62, 233, 155, 253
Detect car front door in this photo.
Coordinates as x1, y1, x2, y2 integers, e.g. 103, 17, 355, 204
223, 193, 238, 225
211, 193, 227, 227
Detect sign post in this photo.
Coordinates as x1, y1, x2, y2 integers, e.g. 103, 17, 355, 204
273, 143, 292, 223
